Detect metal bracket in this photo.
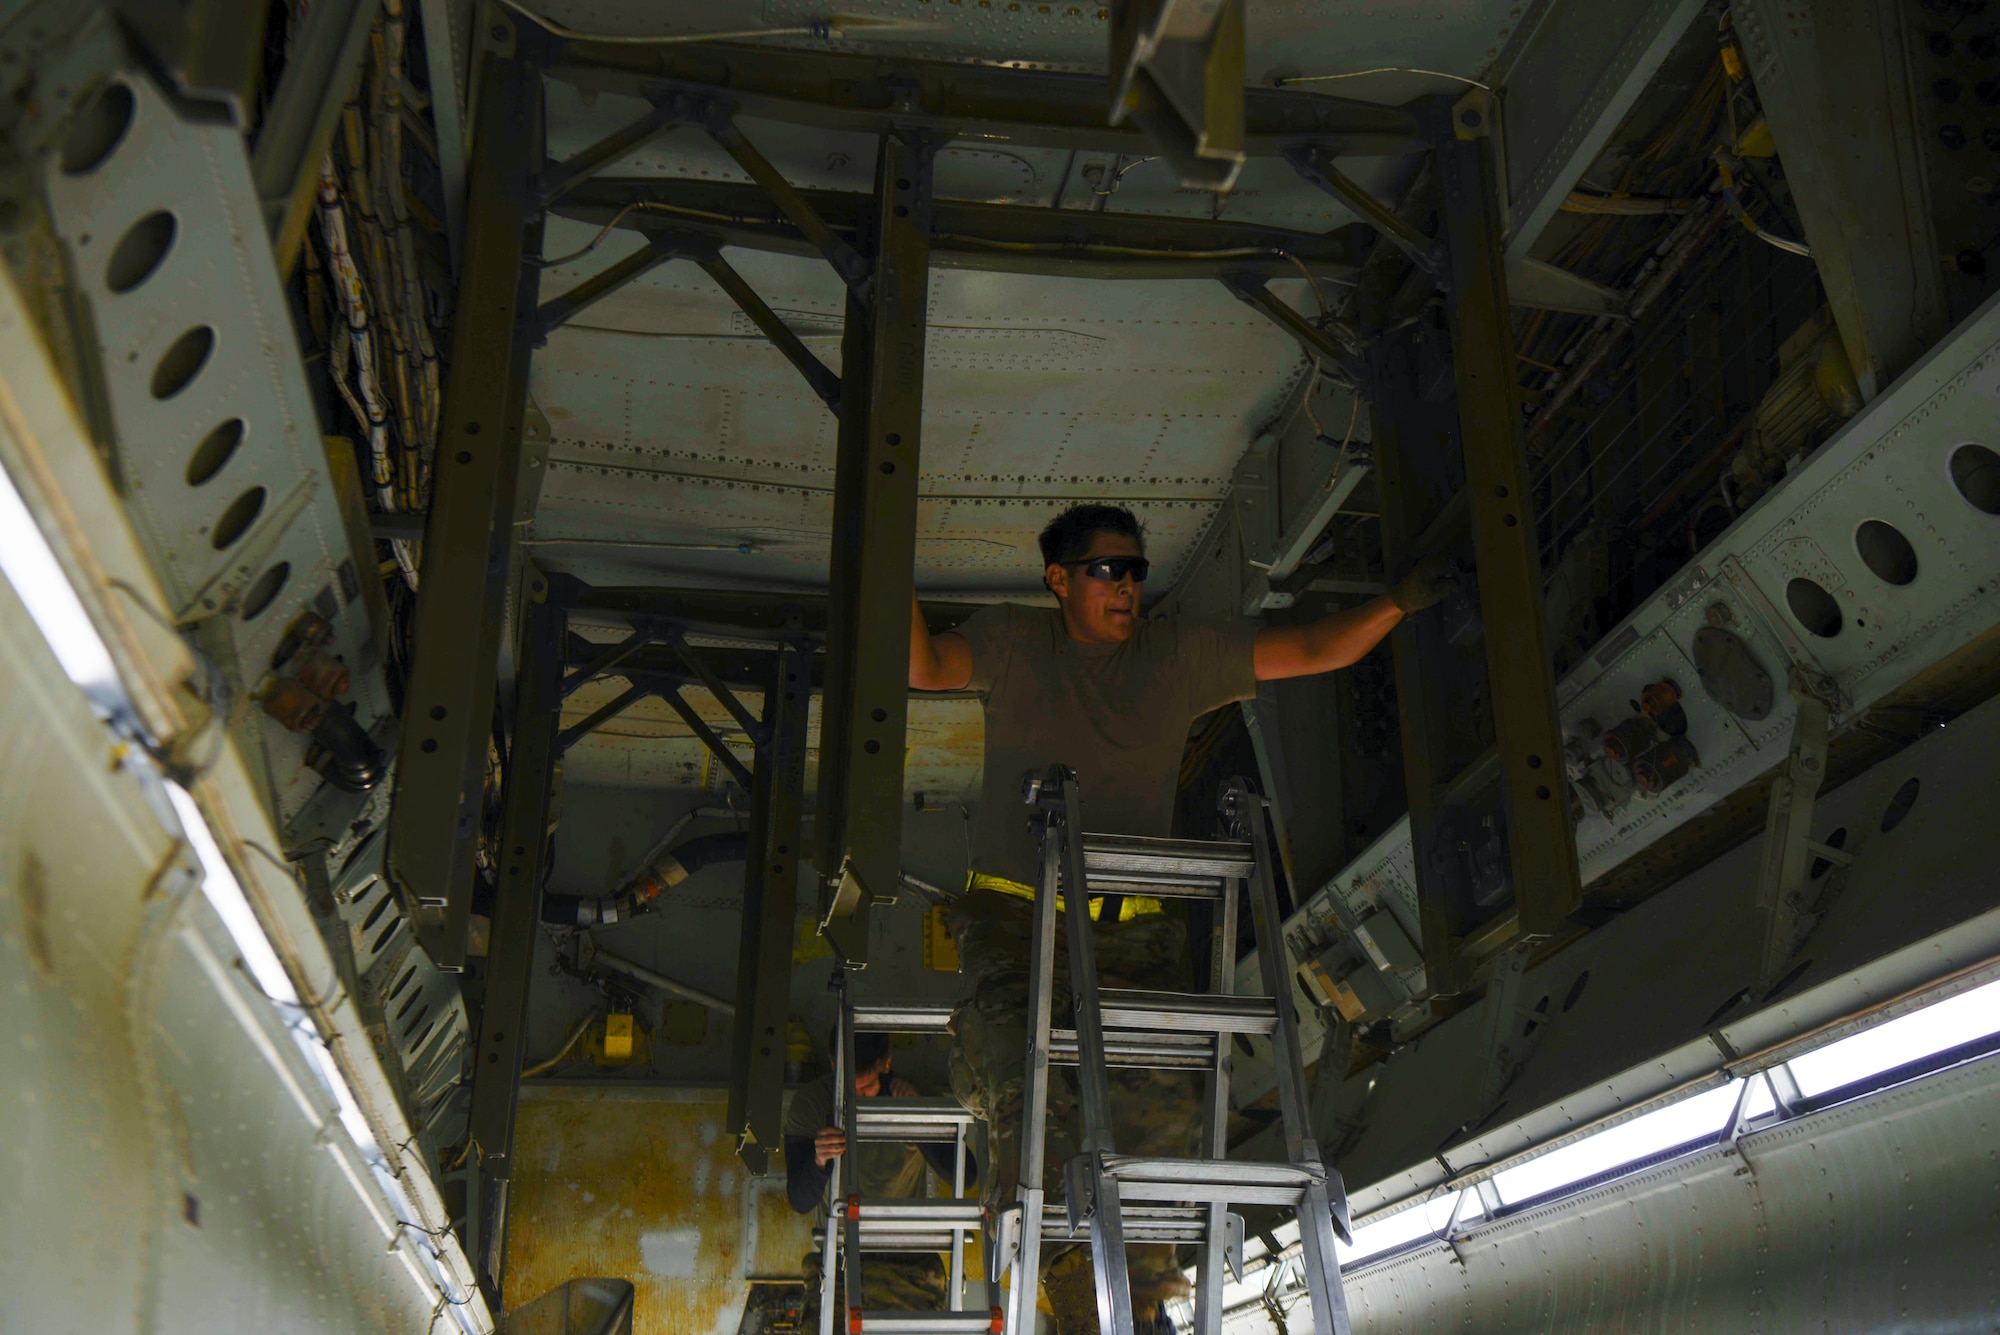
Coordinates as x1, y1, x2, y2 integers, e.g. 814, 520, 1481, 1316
704, 109, 870, 291
1283, 143, 1442, 276
1220, 272, 1364, 377
535, 234, 683, 338
654, 681, 756, 790
1754, 674, 1834, 988
1106, 0, 1248, 190
538, 97, 684, 205
556, 681, 649, 752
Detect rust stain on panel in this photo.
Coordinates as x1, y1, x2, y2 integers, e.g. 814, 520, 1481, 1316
506, 1090, 817, 1335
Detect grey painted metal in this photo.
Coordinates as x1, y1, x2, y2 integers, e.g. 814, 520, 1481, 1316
418, 0, 473, 258
1735, 0, 1946, 397
468, 573, 565, 1181
1329, 1049, 2000, 1333
527, 0, 1520, 98
1236, 275, 2000, 1093
727, 636, 813, 1174
1494, 0, 1706, 262
249, 0, 381, 270
388, 38, 544, 969
552, 175, 1360, 283
1752, 684, 1832, 987
537, 34, 1428, 157
43, 66, 392, 828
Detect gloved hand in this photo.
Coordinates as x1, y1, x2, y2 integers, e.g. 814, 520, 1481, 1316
1391, 555, 1460, 614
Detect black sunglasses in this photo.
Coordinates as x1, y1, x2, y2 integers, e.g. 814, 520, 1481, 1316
1060, 556, 1150, 583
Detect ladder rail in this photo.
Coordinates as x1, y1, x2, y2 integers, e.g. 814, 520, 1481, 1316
1053, 768, 1137, 1335
838, 972, 866, 1335
1192, 871, 1241, 1335
1003, 808, 1063, 1335
1226, 779, 1353, 1335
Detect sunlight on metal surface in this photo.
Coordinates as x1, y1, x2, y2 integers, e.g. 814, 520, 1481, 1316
1786, 976, 2000, 1100
1, 452, 488, 1335
1489, 1080, 1740, 1206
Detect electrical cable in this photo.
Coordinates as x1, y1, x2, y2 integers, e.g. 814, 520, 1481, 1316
493, 0, 929, 45
520, 1013, 598, 1079
1275, 66, 1491, 91
539, 202, 643, 267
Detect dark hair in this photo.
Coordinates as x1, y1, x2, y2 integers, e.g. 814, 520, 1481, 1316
829, 1027, 892, 1074
1038, 503, 1145, 568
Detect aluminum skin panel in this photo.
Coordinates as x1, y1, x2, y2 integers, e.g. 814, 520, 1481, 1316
529, 225, 1308, 597
529, 0, 1523, 86
1330, 1053, 2000, 1332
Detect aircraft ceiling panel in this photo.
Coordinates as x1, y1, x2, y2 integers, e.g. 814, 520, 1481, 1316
558, 676, 986, 796
529, 216, 1311, 596
543, 80, 1419, 230
531, 0, 1526, 87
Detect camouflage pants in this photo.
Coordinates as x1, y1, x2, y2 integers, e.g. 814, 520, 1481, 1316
800, 1249, 947, 1325
946, 890, 1199, 1335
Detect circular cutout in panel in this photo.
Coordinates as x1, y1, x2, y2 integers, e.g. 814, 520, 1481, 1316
1951, 442, 2000, 514
210, 485, 265, 550
185, 418, 244, 485
241, 561, 290, 620
151, 326, 215, 399
1785, 577, 1843, 638
106, 210, 176, 293
1855, 519, 1918, 586
60, 82, 135, 174
1880, 776, 1921, 833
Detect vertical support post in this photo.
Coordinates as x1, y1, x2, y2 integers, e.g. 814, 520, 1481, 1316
1367, 331, 1471, 997
728, 635, 814, 1175
815, 133, 937, 963
387, 35, 543, 969
466, 569, 565, 1183
1437, 103, 1582, 943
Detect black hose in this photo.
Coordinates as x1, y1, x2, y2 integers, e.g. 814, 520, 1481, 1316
539, 831, 750, 927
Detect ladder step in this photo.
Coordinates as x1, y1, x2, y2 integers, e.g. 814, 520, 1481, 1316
1039, 1202, 1218, 1245
1049, 1029, 1218, 1069
855, 1098, 975, 1142
851, 1313, 999, 1335
849, 1200, 983, 1230
851, 1000, 956, 1034
1080, 833, 1255, 888
1100, 1156, 1323, 1208
1097, 988, 1278, 1034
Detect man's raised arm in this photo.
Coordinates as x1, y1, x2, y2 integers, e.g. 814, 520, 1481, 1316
1253, 555, 1458, 681
910, 593, 974, 691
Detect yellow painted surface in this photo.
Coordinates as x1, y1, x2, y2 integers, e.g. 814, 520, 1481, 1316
506, 1089, 817, 1335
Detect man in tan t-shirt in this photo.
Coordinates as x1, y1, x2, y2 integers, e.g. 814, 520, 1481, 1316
908, 503, 1452, 1335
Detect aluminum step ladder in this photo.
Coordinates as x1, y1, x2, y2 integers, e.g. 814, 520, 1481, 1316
820, 978, 996, 1335
991, 769, 1354, 1335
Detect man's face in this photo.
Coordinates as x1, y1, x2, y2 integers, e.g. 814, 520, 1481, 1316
854, 1058, 889, 1098
1047, 529, 1144, 644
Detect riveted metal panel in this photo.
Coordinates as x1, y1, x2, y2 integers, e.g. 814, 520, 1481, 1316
42, 66, 391, 826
